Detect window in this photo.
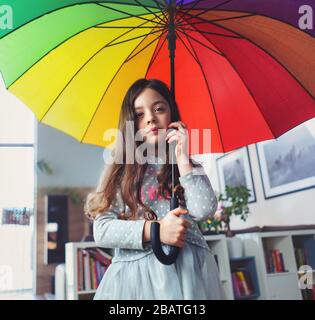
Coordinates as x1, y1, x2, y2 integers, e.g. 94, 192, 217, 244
0, 78, 35, 292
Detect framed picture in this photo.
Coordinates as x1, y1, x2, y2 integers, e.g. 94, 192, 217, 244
216, 147, 256, 203
256, 123, 315, 199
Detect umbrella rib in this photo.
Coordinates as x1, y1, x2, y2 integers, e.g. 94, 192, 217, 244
179, 27, 225, 153
176, 0, 234, 25
133, 0, 167, 24
181, 19, 277, 138
177, 27, 224, 57
95, 3, 163, 26
178, 14, 232, 53
178, 26, 242, 38
177, 7, 315, 38
175, 31, 200, 64
40, 23, 161, 121
151, 0, 169, 22
145, 33, 168, 74
96, 28, 164, 48
125, 28, 167, 63
182, 0, 234, 12
94, 25, 164, 29
7, 14, 159, 90
175, 0, 205, 26
177, 10, 246, 45
177, 13, 255, 27
208, 19, 315, 100
107, 0, 160, 8
174, 7, 239, 27
0, 1, 160, 41
177, 7, 314, 38
80, 26, 164, 143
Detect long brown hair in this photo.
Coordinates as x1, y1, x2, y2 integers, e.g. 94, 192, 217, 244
84, 78, 198, 221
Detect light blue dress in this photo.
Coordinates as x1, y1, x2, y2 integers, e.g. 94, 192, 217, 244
93, 156, 224, 300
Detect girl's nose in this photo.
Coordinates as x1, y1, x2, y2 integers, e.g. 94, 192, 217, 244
146, 113, 156, 125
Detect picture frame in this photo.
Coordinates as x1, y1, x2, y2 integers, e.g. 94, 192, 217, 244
216, 147, 256, 203
256, 123, 315, 199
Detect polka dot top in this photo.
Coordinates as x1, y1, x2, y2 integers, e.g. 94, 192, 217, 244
93, 157, 218, 263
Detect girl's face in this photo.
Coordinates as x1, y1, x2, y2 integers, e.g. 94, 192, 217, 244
134, 88, 171, 147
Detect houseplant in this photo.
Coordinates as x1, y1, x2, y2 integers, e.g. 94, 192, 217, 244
199, 185, 251, 236
198, 185, 251, 258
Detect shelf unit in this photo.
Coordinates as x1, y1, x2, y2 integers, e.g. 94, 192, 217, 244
236, 229, 315, 300
230, 256, 260, 300
66, 236, 234, 300
65, 230, 315, 300
292, 233, 315, 300
65, 242, 113, 300
204, 234, 234, 300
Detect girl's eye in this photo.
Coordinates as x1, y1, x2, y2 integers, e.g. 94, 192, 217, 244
136, 112, 143, 118
155, 107, 165, 112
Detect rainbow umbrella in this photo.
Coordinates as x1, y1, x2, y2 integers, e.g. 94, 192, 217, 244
0, 0, 314, 154
1, 0, 314, 265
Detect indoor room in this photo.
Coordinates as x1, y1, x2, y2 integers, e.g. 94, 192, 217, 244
0, 0, 314, 303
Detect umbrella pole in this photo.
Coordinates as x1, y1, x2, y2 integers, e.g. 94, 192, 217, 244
168, 0, 178, 210
168, 0, 176, 101
150, 1, 180, 266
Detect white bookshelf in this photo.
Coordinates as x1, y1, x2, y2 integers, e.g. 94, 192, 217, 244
66, 237, 234, 300
65, 230, 315, 300
236, 229, 315, 300
204, 234, 234, 300
65, 242, 113, 300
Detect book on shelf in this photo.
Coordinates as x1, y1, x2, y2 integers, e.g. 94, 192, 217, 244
294, 248, 310, 268
231, 268, 253, 299
264, 249, 287, 273
77, 247, 112, 292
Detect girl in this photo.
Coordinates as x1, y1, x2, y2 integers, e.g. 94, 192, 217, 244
85, 78, 223, 300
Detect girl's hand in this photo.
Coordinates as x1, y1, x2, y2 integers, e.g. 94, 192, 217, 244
165, 121, 189, 164
159, 207, 191, 248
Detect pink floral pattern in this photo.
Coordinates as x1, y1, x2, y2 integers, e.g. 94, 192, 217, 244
157, 193, 164, 201
147, 185, 157, 201
141, 185, 171, 202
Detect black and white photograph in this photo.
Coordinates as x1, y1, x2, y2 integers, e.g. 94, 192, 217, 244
256, 123, 315, 199
216, 147, 256, 203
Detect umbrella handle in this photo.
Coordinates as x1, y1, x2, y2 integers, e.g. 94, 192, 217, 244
151, 196, 180, 265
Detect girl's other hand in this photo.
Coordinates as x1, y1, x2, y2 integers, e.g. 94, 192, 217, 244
159, 207, 191, 248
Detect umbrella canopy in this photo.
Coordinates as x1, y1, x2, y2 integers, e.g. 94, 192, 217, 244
0, 0, 314, 153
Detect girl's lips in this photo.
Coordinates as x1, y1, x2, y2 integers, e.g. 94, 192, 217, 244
151, 128, 158, 135
149, 127, 159, 135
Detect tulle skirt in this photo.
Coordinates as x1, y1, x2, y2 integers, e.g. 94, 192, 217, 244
94, 242, 224, 300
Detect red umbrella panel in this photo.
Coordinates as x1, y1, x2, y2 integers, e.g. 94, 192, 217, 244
147, 7, 315, 153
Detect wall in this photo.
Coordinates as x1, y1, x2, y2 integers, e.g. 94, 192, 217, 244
197, 144, 315, 231
35, 123, 106, 295
35, 122, 315, 293
37, 123, 107, 188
